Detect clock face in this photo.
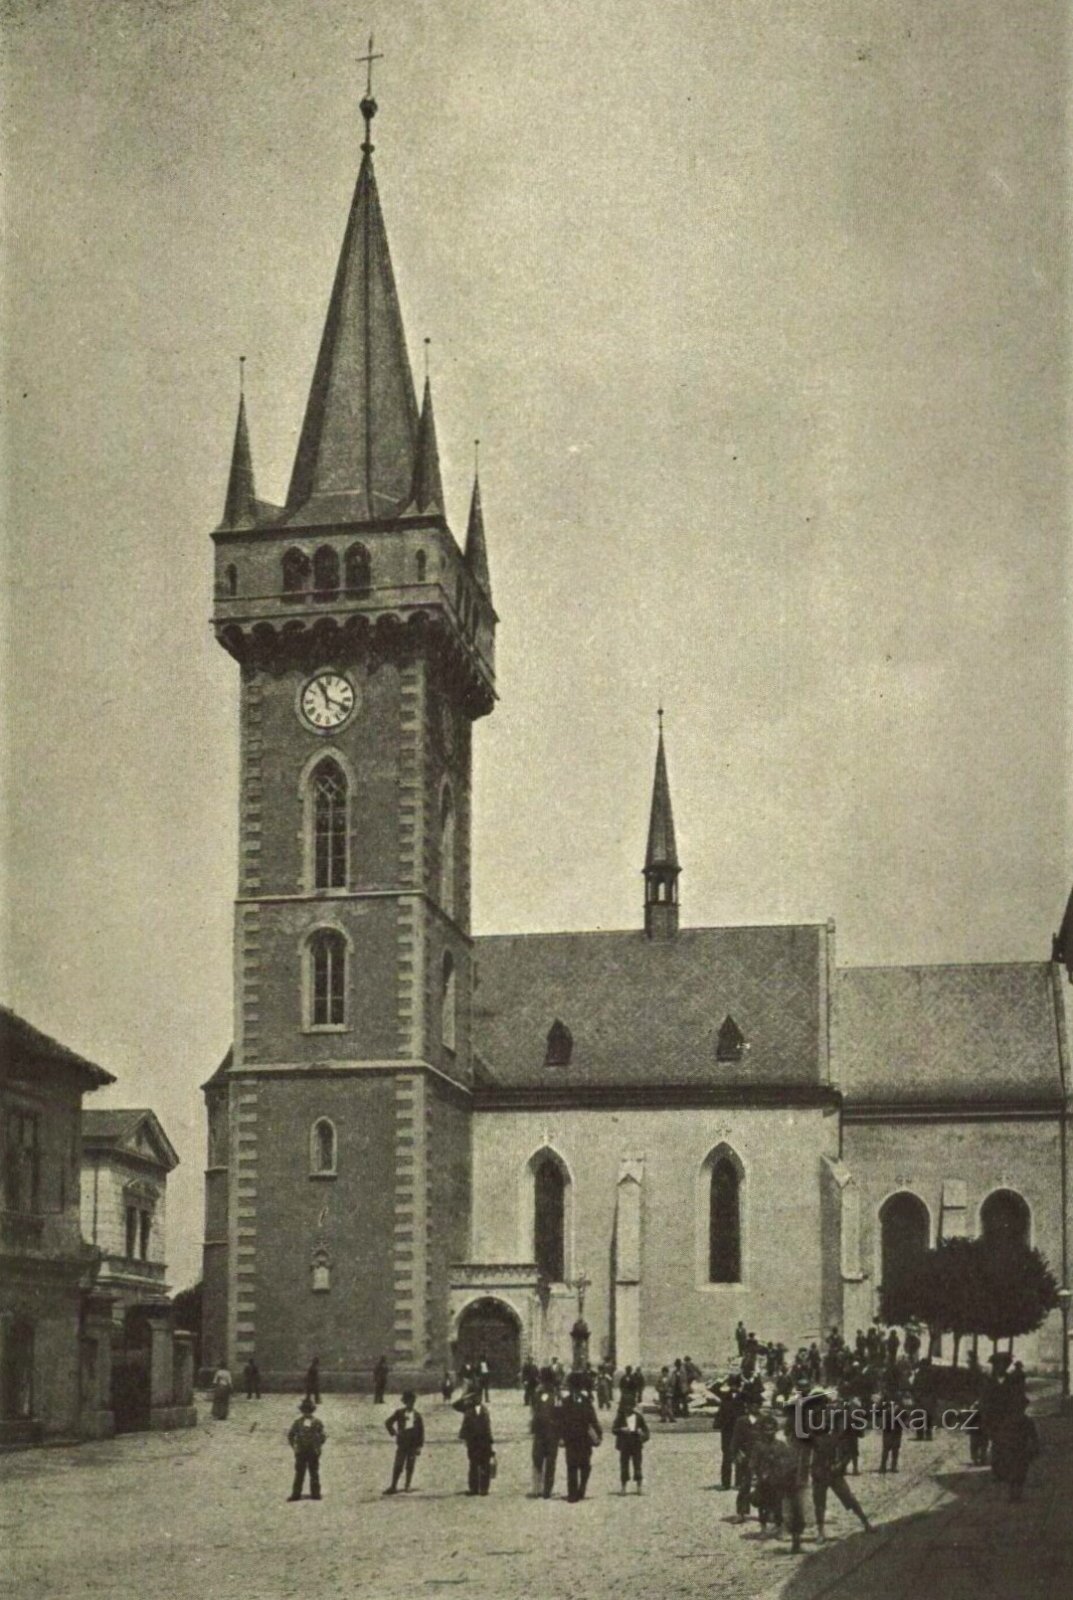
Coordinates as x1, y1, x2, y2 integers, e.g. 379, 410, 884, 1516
299, 672, 357, 732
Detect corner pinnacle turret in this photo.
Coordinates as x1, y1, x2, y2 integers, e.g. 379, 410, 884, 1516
220, 377, 257, 530
644, 711, 681, 939
464, 449, 492, 600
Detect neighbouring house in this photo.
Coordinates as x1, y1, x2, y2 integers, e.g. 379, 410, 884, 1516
81, 1109, 178, 1311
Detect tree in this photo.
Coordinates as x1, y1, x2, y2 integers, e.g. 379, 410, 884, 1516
879, 1238, 1058, 1362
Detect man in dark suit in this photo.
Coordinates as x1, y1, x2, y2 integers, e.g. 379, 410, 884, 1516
458, 1395, 495, 1495
529, 1367, 563, 1498
383, 1390, 425, 1493
560, 1372, 602, 1502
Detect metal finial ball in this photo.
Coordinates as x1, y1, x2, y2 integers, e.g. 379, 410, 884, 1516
360, 95, 378, 122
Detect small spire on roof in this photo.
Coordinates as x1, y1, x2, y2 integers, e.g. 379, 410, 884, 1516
409, 345, 445, 514
644, 713, 681, 939
221, 360, 257, 529
464, 442, 492, 599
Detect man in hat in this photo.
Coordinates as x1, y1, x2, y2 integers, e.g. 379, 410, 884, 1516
715, 1374, 744, 1490
457, 1391, 496, 1495
529, 1366, 563, 1499
287, 1397, 326, 1501
730, 1389, 763, 1521
383, 1389, 424, 1494
560, 1371, 602, 1502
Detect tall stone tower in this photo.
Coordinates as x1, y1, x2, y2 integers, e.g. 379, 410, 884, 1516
200, 80, 495, 1388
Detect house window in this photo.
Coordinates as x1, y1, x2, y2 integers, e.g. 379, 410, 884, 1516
126, 1206, 138, 1259
3, 1110, 40, 1213
312, 759, 348, 889
533, 1156, 566, 1281
312, 545, 340, 600
310, 930, 346, 1027
441, 951, 456, 1052
310, 1119, 336, 1176
282, 548, 310, 595
344, 543, 371, 595
716, 1015, 744, 1062
709, 1155, 742, 1283
879, 1191, 929, 1292
980, 1189, 1030, 1251
545, 1020, 573, 1066
440, 786, 456, 918
139, 1210, 151, 1261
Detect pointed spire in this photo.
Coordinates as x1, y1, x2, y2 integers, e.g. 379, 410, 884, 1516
644, 710, 680, 939
286, 89, 419, 524
409, 352, 445, 512
1053, 882, 1073, 983
464, 442, 492, 598
221, 362, 258, 529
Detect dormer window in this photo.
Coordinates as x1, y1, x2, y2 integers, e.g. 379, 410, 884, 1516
545, 1019, 573, 1067
716, 1015, 744, 1063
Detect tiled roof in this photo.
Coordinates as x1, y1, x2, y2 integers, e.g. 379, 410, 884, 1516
0, 1006, 115, 1088
472, 924, 828, 1089
836, 963, 1067, 1107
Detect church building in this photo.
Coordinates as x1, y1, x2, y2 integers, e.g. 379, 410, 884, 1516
199, 81, 1072, 1388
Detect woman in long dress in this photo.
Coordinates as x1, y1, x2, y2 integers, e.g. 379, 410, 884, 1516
211, 1365, 233, 1420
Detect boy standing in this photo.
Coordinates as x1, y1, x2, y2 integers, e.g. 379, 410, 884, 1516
612, 1394, 650, 1492
287, 1398, 326, 1501
383, 1390, 425, 1493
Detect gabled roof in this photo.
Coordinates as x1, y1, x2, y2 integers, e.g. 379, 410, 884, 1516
82, 1108, 179, 1170
0, 1006, 115, 1089
837, 963, 1067, 1108
472, 924, 829, 1090
645, 725, 678, 871
285, 146, 419, 523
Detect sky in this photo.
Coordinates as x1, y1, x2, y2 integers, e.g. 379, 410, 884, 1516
2, 0, 1069, 1290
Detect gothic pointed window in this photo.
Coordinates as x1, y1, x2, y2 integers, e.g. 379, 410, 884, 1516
309, 929, 346, 1027
310, 1118, 336, 1176
716, 1015, 744, 1063
344, 543, 371, 595
709, 1153, 742, 1283
312, 759, 348, 890
312, 545, 340, 600
533, 1157, 566, 1281
441, 951, 456, 1053
545, 1020, 573, 1067
283, 548, 310, 595
440, 786, 456, 919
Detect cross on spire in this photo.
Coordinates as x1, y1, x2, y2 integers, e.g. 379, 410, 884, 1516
358, 34, 383, 97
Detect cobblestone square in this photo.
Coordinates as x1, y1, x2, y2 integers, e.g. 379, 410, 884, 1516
3, 1389, 1070, 1600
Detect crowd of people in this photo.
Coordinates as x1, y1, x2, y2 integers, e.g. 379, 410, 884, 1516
207, 1320, 1043, 1529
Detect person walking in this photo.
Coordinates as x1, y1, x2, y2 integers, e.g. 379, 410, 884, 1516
242, 1357, 261, 1400
730, 1391, 762, 1521
735, 1320, 748, 1358
990, 1394, 1040, 1503
879, 1392, 907, 1473
211, 1363, 233, 1420
612, 1393, 650, 1493
656, 1366, 674, 1423
287, 1397, 326, 1501
383, 1390, 425, 1493
912, 1358, 937, 1441
304, 1356, 321, 1405
373, 1355, 390, 1405
529, 1367, 562, 1498
751, 1412, 784, 1536
560, 1372, 602, 1502
458, 1393, 496, 1495
772, 1409, 810, 1556
810, 1400, 872, 1541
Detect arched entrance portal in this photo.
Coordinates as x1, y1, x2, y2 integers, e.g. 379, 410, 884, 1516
879, 1192, 929, 1297
455, 1298, 521, 1388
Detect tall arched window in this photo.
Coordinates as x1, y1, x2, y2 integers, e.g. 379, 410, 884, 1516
545, 1019, 573, 1066
980, 1189, 1030, 1250
709, 1154, 742, 1282
441, 951, 456, 1052
440, 786, 456, 918
282, 548, 310, 595
309, 930, 346, 1027
310, 1118, 336, 1176
312, 759, 347, 889
534, 1156, 566, 1281
879, 1192, 929, 1291
344, 543, 371, 595
312, 545, 340, 600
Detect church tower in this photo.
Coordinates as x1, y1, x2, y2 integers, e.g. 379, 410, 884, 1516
201, 71, 495, 1388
